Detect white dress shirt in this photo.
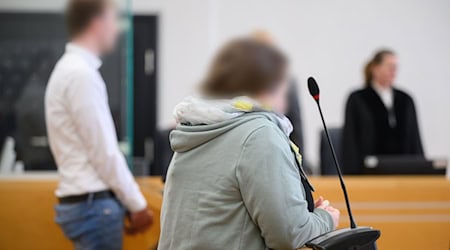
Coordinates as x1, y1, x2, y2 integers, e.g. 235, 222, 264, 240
372, 82, 394, 109
45, 43, 146, 212
372, 82, 397, 127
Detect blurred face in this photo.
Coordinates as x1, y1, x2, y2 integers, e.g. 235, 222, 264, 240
91, 3, 120, 54
271, 76, 290, 114
257, 71, 290, 114
372, 54, 397, 87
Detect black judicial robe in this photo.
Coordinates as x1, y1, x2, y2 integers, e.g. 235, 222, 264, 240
342, 86, 424, 174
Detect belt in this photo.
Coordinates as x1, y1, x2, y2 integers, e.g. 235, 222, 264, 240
58, 190, 115, 204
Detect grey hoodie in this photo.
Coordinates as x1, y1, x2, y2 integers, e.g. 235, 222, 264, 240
158, 112, 334, 250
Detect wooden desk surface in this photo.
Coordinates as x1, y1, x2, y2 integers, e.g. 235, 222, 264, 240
0, 175, 449, 250
309, 176, 450, 250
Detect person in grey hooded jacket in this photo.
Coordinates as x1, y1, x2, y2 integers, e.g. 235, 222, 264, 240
158, 38, 339, 250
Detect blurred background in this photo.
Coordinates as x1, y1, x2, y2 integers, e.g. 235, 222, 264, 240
0, 1, 450, 249
1, 0, 450, 175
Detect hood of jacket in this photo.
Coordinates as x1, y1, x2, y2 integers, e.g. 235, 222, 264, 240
170, 96, 292, 153
170, 112, 280, 153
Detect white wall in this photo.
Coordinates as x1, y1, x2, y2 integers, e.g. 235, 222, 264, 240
2, 0, 450, 171
153, 0, 450, 171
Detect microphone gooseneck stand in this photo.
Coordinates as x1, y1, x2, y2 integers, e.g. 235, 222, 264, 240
305, 77, 380, 250
314, 96, 357, 229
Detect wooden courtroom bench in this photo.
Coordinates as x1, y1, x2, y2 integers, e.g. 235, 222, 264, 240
0, 174, 449, 249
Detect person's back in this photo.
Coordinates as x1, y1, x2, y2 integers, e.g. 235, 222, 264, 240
159, 38, 339, 250
160, 114, 272, 249
160, 111, 334, 250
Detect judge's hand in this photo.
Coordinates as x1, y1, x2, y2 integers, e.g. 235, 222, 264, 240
126, 207, 154, 234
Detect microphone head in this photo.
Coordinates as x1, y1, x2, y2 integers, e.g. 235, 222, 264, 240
307, 77, 320, 101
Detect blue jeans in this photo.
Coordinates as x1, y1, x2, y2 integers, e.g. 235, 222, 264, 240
55, 197, 125, 250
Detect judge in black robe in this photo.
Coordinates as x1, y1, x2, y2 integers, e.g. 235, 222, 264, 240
342, 50, 424, 174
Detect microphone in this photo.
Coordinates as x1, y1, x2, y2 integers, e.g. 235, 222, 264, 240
305, 77, 380, 250
307, 77, 357, 229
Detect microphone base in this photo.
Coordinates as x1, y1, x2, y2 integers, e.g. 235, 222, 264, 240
305, 227, 381, 250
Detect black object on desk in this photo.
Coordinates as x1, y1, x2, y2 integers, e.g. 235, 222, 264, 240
363, 155, 447, 175
306, 227, 380, 250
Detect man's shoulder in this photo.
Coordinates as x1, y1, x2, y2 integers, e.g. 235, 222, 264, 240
47, 53, 100, 99
61, 53, 95, 74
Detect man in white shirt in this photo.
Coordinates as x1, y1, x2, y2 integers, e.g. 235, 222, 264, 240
45, 0, 152, 249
